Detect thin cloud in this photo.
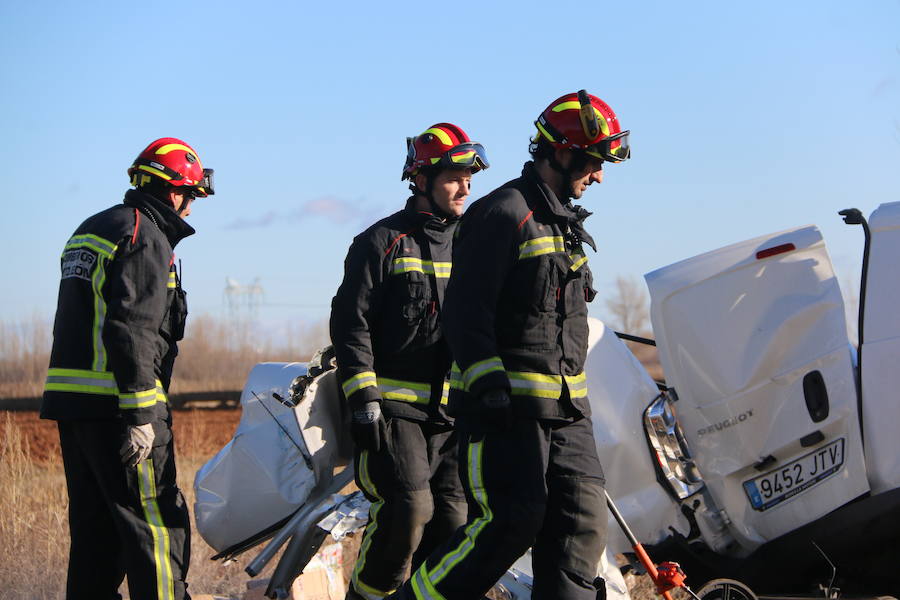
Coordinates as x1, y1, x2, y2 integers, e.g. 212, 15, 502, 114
295, 195, 358, 225
224, 196, 366, 230
223, 210, 279, 230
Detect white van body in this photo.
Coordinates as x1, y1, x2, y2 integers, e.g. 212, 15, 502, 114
644, 224, 869, 551
194, 202, 900, 597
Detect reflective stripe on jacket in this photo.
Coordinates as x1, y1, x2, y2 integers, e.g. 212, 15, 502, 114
443, 162, 597, 419
330, 198, 456, 423
41, 189, 193, 425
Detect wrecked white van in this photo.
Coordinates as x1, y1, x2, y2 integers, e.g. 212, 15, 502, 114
194, 202, 900, 599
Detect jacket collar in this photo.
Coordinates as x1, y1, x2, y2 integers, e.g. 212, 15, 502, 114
123, 189, 196, 248
522, 162, 596, 252
403, 196, 456, 242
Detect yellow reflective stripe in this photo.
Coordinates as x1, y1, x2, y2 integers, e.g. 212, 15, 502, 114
155, 143, 193, 156
462, 357, 505, 390
119, 386, 158, 409
65, 235, 118, 260
377, 378, 449, 405
392, 258, 452, 278
378, 377, 431, 404
342, 371, 377, 398
552, 100, 581, 112
565, 372, 588, 398
137, 164, 173, 181
137, 459, 175, 600
47, 368, 115, 380
45, 368, 117, 395
426, 439, 489, 586
45, 382, 118, 395
449, 363, 463, 390
167, 271, 176, 289
508, 371, 563, 399
431, 261, 452, 278
120, 388, 157, 399
412, 565, 447, 600
535, 121, 556, 143
67, 233, 118, 254
450, 150, 476, 163
518, 236, 565, 260
570, 251, 588, 271
91, 254, 109, 371
551, 102, 610, 137
351, 451, 394, 599
423, 127, 453, 146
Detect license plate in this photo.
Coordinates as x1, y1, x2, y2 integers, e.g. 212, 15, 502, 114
743, 438, 845, 511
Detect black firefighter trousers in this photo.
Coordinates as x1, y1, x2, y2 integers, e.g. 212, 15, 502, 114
350, 418, 467, 599
58, 420, 191, 600
394, 414, 608, 600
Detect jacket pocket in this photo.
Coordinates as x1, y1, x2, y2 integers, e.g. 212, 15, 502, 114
169, 287, 188, 341
399, 271, 430, 326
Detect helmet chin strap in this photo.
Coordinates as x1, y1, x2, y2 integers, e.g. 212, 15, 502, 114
546, 150, 588, 200
410, 174, 453, 220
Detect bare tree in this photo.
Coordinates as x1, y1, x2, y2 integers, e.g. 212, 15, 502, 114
603, 275, 663, 380
604, 275, 650, 335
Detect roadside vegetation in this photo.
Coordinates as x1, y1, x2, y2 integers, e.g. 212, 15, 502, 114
0, 283, 664, 598
0, 280, 659, 401
0, 314, 329, 400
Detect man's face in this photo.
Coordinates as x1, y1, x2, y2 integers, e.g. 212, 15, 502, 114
561, 150, 604, 200
170, 190, 194, 217
422, 168, 473, 217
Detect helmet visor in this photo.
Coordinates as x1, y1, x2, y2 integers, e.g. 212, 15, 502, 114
441, 142, 490, 172
586, 131, 630, 163
194, 168, 215, 197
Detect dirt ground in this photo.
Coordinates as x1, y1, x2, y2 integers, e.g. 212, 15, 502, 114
7, 407, 242, 464
6, 409, 668, 599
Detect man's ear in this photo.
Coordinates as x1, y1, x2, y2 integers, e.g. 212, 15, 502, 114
167, 190, 182, 211
554, 147, 573, 169
414, 173, 428, 193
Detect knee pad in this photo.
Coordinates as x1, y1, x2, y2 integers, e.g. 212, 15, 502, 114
405, 489, 435, 530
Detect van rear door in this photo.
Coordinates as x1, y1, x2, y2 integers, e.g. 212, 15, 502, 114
859, 201, 900, 494
645, 225, 868, 551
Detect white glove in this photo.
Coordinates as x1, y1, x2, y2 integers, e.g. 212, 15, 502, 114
120, 423, 155, 467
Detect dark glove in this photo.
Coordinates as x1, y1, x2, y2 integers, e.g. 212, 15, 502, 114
351, 400, 387, 453
478, 389, 512, 432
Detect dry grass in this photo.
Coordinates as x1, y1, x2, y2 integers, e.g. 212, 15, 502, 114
0, 410, 277, 599
0, 313, 51, 398
0, 314, 329, 400
0, 411, 669, 600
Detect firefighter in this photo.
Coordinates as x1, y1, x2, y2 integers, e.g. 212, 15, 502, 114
330, 123, 490, 600
42, 137, 214, 600
388, 91, 631, 600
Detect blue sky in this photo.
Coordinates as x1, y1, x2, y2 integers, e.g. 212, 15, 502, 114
2, 1, 898, 333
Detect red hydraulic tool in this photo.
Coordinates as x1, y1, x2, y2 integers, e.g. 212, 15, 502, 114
605, 491, 701, 600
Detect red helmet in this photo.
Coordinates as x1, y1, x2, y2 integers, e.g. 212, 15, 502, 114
534, 90, 630, 163
128, 137, 215, 197
402, 123, 489, 180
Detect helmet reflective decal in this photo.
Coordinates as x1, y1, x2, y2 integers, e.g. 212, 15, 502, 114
535, 90, 628, 161
401, 123, 489, 180
128, 137, 214, 195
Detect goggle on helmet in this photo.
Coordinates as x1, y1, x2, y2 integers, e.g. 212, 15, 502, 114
535, 90, 630, 163
402, 122, 490, 180
128, 137, 215, 197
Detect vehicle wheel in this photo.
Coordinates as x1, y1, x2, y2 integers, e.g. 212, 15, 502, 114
694, 578, 758, 600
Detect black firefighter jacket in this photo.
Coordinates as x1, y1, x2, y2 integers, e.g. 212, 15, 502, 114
42, 189, 194, 426
444, 162, 598, 420
330, 199, 457, 423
